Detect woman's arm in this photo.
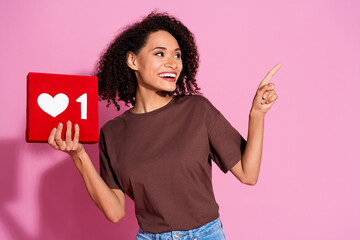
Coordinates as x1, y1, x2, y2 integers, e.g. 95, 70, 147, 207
71, 149, 126, 223
230, 111, 265, 185
230, 63, 281, 185
48, 121, 125, 223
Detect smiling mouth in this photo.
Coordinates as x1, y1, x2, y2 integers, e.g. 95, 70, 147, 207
158, 72, 177, 81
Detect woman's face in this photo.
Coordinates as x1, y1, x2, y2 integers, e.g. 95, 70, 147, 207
127, 30, 183, 95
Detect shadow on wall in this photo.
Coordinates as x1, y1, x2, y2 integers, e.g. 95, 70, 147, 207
0, 139, 30, 239
37, 143, 137, 240
0, 101, 138, 239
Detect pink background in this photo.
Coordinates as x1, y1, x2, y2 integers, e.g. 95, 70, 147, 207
1, 0, 359, 239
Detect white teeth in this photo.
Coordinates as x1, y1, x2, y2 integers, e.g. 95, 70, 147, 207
159, 73, 176, 78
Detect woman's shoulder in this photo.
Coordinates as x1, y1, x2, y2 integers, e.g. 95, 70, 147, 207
100, 111, 128, 133
176, 94, 220, 118
178, 94, 213, 106
186, 94, 217, 109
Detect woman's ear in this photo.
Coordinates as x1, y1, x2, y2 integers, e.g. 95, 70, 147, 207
127, 51, 138, 71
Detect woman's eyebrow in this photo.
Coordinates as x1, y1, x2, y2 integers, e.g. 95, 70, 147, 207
152, 46, 181, 51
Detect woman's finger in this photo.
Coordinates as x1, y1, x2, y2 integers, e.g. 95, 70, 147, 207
65, 121, 73, 150
268, 94, 278, 103
48, 128, 60, 150
55, 123, 66, 151
258, 63, 281, 89
263, 90, 276, 101
258, 83, 275, 99
73, 124, 80, 150
48, 127, 56, 144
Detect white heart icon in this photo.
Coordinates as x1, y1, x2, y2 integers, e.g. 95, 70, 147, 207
37, 93, 69, 117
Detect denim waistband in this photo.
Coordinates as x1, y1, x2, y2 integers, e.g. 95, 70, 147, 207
137, 217, 223, 240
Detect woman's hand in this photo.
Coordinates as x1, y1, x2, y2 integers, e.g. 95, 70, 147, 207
250, 63, 282, 116
48, 121, 85, 158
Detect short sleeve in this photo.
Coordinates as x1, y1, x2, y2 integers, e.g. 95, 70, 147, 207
207, 105, 247, 174
99, 127, 125, 193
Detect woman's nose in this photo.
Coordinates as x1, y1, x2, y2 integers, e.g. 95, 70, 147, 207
164, 56, 177, 69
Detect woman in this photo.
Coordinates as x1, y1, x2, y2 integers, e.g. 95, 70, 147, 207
48, 11, 280, 240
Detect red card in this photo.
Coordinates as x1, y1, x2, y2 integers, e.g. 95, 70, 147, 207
26, 72, 99, 143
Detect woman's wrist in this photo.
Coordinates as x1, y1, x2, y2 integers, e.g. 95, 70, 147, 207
70, 148, 88, 170
69, 145, 85, 158
249, 108, 265, 119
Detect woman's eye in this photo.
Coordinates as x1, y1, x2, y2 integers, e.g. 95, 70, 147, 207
155, 52, 163, 56
175, 53, 181, 58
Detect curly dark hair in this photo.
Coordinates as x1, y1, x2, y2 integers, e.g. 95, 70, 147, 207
94, 10, 202, 111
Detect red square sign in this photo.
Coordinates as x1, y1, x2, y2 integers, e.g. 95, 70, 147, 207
26, 72, 99, 143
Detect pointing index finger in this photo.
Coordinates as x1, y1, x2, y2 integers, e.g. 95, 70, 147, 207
258, 63, 282, 89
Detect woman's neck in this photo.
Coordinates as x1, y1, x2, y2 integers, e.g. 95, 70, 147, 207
130, 92, 173, 114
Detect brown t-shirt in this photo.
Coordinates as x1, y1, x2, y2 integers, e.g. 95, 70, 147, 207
99, 95, 247, 233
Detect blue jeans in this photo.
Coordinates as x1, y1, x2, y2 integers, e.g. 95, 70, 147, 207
135, 217, 226, 240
